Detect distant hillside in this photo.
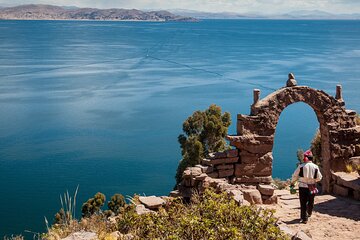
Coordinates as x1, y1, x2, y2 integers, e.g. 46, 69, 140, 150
171, 9, 360, 20
0, 4, 197, 21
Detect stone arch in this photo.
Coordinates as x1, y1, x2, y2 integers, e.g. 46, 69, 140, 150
228, 83, 359, 193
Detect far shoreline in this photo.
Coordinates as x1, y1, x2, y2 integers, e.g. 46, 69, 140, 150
0, 18, 359, 22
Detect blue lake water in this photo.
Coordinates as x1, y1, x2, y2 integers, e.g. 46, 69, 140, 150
0, 19, 359, 236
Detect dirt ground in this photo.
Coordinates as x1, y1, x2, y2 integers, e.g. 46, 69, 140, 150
264, 190, 360, 240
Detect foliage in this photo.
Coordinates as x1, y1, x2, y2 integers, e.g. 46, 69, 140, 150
54, 186, 79, 225
296, 149, 304, 165
81, 192, 106, 218
107, 194, 126, 215
296, 129, 322, 167
46, 189, 288, 240
345, 164, 354, 173
176, 104, 231, 183
272, 178, 290, 190
310, 129, 322, 166
3, 235, 24, 240
118, 189, 288, 240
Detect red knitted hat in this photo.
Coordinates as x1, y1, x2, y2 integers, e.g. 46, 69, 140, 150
304, 150, 313, 162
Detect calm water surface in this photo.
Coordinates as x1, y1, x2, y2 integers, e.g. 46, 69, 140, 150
0, 20, 359, 236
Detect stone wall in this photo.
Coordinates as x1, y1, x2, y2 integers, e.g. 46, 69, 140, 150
178, 74, 360, 199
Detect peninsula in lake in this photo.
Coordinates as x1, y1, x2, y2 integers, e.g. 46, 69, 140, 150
0, 4, 197, 22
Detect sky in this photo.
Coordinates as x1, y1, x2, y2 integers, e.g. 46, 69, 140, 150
0, 0, 359, 14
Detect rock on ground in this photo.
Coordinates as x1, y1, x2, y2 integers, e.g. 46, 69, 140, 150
62, 231, 98, 240
138, 196, 165, 209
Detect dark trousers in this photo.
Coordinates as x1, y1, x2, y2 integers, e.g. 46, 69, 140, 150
299, 187, 315, 221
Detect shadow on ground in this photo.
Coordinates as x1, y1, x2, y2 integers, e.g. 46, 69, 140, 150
313, 194, 360, 221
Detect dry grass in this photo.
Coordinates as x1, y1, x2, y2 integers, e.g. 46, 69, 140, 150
345, 163, 354, 173
3, 235, 24, 240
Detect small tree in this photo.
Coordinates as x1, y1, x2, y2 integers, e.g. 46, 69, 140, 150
296, 149, 304, 165
296, 130, 322, 167
81, 192, 106, 217
108, 193, 126, 215
310, 129, 322, 166
176, 104, 231, 183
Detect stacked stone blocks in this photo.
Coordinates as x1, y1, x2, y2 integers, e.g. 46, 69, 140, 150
178, 75, 360, 200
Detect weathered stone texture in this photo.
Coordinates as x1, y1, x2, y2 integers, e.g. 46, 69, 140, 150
135, 204, 155, 215
235, 163, 272, 177
242, 189, 262, 204
218, 169, 234, 178
62, 231, 98, 240
202, 157, 239, 166
235, 176, 272, 184
139, 196, 165, 209
258, 184, 275, 196
263, 195, 278, 204
228, 189, 244, 204
216, 164, 234, 170
333, 184, 349, 197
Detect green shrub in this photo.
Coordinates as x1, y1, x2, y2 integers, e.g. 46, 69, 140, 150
176, 104, 231, 183
310, 129, 322, 166
107, 193, 126, 215
81, 192, 106, 217
296, 129, 321, 167
118, 190, 288, 240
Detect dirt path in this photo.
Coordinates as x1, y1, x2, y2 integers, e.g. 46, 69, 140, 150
264, 190, 360, 240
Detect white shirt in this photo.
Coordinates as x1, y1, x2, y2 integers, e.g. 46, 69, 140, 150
292, 161, 322, 188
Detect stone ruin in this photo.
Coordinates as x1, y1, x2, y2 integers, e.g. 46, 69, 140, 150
175, 73, 360, 203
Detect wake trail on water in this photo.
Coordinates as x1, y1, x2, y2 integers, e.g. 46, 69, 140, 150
0, 27, 276, 92
146, 55, 276, 91
143, 29, 276, 91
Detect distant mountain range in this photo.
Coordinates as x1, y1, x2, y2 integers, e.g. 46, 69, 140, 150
0, 4, 359, 21
170, 9, 360, 20
0, 4, 197, 21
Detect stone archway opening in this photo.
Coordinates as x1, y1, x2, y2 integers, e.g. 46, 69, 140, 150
272, 102, 319, 180
179, 74, 360, 199
228, 75, 359, 193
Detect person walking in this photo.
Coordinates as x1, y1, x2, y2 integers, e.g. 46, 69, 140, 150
291, 150, 322, 224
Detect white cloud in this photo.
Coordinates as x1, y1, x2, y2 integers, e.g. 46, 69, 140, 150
0, 0, 359, 14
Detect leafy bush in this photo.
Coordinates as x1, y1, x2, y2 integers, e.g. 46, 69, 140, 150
46, 190, 288, 240
296, 129, 321, 167
81, 192, 106, 217
119, 190, 288, 240
345, 163, 354, 173
107, 193, 126, 215
310, 129, 322, 166
296, 149, 304, 165
176, 104, 231, 183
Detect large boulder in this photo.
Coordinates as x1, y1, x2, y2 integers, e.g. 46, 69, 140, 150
258, 184, 275, 196
139, 196, 165, 209
62, 231, 98, 240
333, 172, 360, 191
333, 184, 349, 197
228, 189, 244, 204
263, 195, 278, 204
242, 189, 262, 204
135, 204, 154, 215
